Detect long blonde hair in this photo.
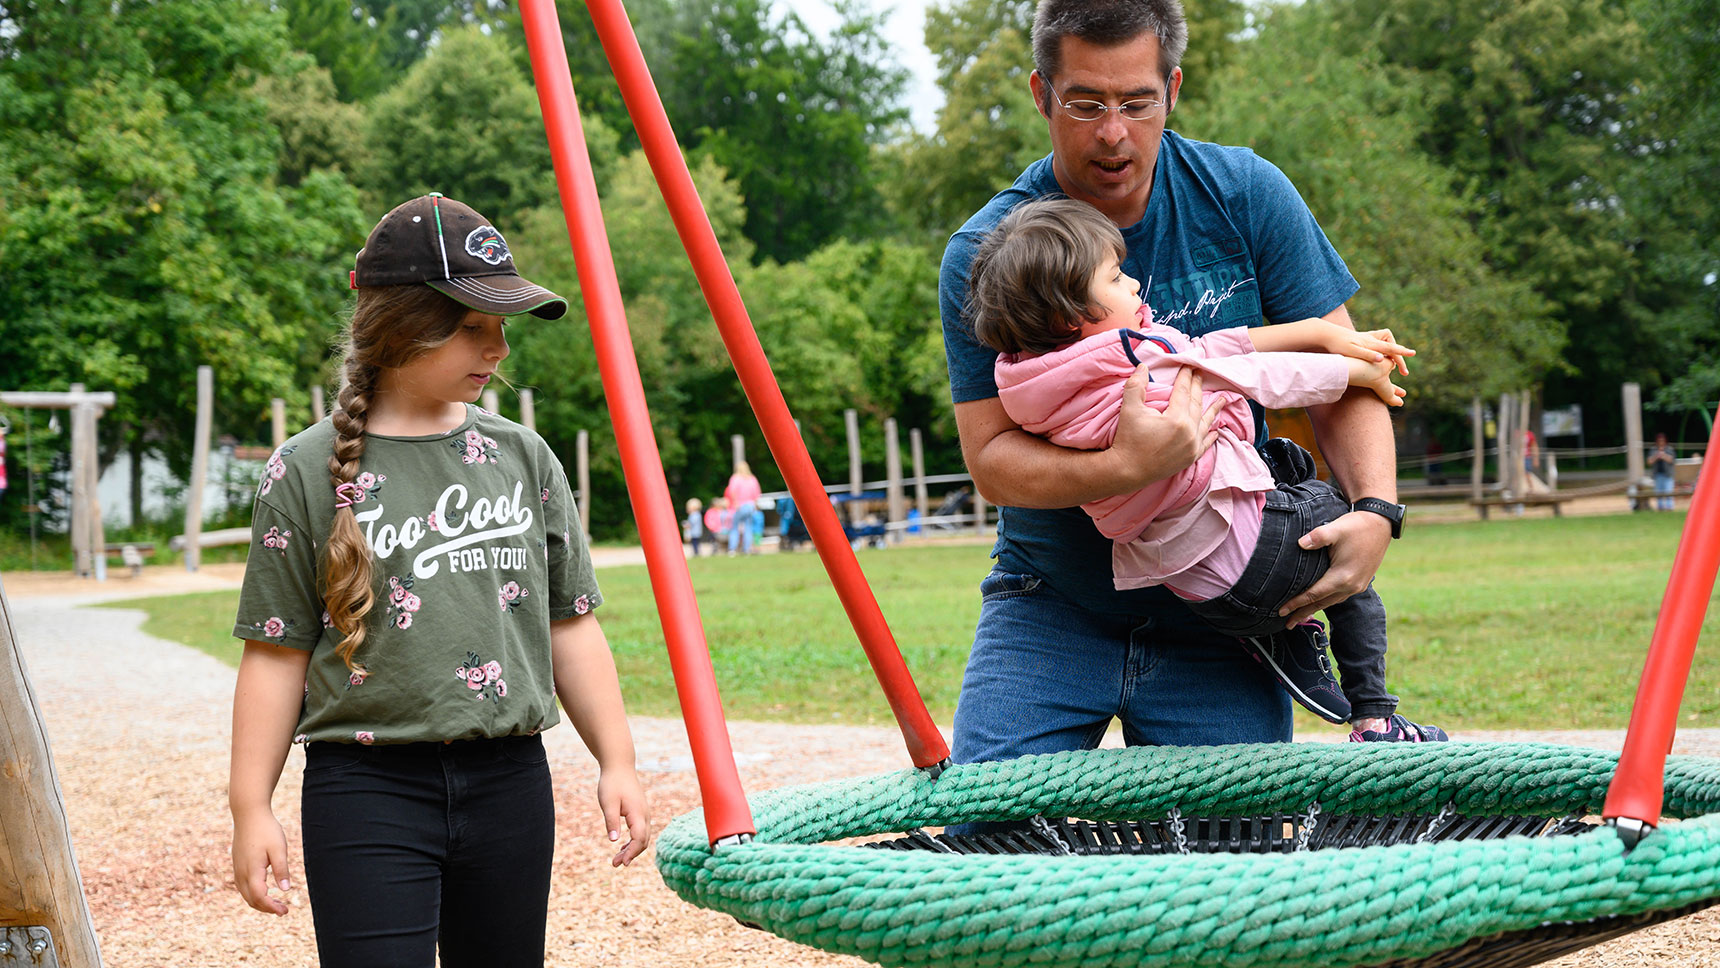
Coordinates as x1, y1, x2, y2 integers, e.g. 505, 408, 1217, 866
323, 284, 470, 668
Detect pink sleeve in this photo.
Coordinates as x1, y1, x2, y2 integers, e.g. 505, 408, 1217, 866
1184, 327, 1257, 358
1181, 350, 1352, 410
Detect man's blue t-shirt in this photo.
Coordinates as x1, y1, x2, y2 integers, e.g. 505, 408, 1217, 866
939, 130, 1359, 617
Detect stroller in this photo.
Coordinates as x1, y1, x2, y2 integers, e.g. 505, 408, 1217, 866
779, 492, 889, 549
929, 486, 973, 530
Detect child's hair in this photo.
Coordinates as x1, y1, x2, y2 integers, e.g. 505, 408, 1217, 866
687, 497, 702, 512
323, 283, 471, 668
967, 197, 1128, 355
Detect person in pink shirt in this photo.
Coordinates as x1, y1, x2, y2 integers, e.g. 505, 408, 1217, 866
723, 461, 763, 555
969, 198, 1445, 742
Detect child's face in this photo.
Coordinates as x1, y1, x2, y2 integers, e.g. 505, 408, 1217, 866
392, 310, 510, 405
1080, 254, 1143, 338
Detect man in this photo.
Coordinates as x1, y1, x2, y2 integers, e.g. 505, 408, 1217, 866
938, 0, 1404, 769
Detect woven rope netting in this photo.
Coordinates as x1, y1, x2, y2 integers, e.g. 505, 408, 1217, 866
657, 742, 1720, 968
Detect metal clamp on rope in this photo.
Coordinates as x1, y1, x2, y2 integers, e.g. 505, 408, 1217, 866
919, 757, 953, 781
1608, 817, 1653, 851
714, 832, 754, 848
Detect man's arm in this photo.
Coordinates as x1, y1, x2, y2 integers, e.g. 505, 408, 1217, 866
1278, 303, 1398, 626
958, 365, 1221, 508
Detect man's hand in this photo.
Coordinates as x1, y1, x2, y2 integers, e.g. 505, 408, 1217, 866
1109, 365, 1221, 489
1278, 510, 1393, 627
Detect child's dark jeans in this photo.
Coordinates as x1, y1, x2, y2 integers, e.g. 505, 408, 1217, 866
1184, 440, 1399, 719
300, 733, 554, 968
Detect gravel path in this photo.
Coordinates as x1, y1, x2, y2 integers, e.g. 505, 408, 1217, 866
6, 568, 1718, 967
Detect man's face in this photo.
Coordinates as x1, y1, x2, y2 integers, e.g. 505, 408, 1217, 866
1032, 32, 1182, 226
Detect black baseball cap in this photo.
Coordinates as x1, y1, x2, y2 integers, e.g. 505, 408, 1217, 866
351, 193, 568, 320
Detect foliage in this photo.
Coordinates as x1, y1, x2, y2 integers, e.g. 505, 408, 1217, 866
1184, 4, 1562, 407
658, 0, 909, 263
0, 0, 367, 481
356, 25, 612, 224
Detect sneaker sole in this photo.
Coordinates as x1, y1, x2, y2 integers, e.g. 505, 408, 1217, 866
1244, 637, 1349, 724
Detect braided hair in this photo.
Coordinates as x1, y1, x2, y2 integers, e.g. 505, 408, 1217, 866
323, 284, 470, 668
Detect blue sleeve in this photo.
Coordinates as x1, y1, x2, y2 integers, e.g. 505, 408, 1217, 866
939, 228, 1002, 404
1243, 157, 1359, 323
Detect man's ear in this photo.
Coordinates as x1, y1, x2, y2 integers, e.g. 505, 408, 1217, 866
1165, 67, 1184, 115
1029, 70, 1054, 121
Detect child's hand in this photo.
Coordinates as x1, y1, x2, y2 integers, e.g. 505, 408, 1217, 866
597, 765, 652, 867
232, 808, 293, 915
1349, 356, 1408, 407
1328, 327, 1415, 376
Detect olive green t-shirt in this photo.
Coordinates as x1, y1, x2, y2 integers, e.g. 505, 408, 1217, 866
232, 405, 601, 745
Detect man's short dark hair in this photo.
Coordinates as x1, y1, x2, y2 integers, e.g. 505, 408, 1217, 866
1031, 0, 1188, 85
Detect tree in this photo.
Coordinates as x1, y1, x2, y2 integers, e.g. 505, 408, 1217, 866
357, 25, 617, 226
0, 0, 366, 492
658, 0, 909, 263
1185, 3, 1561, 408
1325, 0, 1652, 437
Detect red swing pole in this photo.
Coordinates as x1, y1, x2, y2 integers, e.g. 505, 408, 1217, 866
575, 0, 951, 771
518, 0, 754, 844
1604, 452, 1720, 845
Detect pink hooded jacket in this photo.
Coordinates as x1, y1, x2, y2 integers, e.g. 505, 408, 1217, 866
994, 311, 1351, 589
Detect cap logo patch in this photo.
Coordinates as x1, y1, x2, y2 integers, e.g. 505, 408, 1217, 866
465, 226, 512, 266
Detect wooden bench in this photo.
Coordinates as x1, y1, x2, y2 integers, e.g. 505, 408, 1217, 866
1469, 492, 1576, 519
100, 542, 156, 577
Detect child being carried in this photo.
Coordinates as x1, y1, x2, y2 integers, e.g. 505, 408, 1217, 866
967, 197, 1444, 742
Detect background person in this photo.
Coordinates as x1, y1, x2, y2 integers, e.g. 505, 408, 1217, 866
1650, 433, 1677, 511
938, 0, 1404, 782
724, 460, 762, 555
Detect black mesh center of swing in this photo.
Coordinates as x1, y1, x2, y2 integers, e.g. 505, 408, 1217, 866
861, 812, 1597, 856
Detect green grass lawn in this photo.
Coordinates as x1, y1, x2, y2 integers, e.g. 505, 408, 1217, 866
99, 511, 1719, 731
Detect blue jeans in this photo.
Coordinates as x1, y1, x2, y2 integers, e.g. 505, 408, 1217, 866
1655, 472, 1675, 511
300, 735, 554, 968
728, 501, 757, 553
951, 571, 1291, 763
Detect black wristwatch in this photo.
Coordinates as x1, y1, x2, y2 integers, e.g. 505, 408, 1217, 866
1352, 498, 1406, 539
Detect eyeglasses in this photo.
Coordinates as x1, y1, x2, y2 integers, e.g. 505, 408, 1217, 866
1046, 83, 1165, 122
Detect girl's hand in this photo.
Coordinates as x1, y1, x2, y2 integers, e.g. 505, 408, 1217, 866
1328, 327, 1415, 375
1349, 357, 1407, 407
232, 807, 293, 915
597, 765, 652, 867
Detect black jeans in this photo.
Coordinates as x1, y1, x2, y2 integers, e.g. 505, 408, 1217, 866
1184, 441, 1398, 719
300, 734, 554, 968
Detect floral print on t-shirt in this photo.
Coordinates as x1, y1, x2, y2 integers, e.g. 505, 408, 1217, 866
499, 581, 529, 613
384, 575, 423, 629
257, 446, 297, 496
259, 526, 293, 555
455, 651, 507, 702
243, 615, 296, 641
454, 429, 501, 465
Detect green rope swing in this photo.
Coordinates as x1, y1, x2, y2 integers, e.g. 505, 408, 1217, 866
656, 742, 1720, 968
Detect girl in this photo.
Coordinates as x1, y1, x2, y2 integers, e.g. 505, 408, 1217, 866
967, 197, 1445, 743
229, 194, 650, 967
723, 460, 762, 555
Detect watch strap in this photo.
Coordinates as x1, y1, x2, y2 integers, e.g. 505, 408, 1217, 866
1352, 497, 1405, 539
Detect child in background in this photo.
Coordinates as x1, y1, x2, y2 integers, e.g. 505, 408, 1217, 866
968, 197, 1445, 742
229, 193, 651, 967
684, 497, 707, 555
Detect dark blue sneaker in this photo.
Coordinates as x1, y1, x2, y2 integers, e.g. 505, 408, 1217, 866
1350, 714, 1450, 743
1240, 620, 1352, 724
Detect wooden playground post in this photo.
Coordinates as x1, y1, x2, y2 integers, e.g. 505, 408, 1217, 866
310, 385, 325, 423
0, 580, 105, 966
518, 388, 536, 432
1624, 382, 1645, 508
575, 429, 591, 541
974, 491, 989, 536
845, 409, 862, 525
270, 398, 286, 449
77, 405, 105, 582
730, 434, 744, 470
909, 428, 929, 521
884, 418, 904, 539
1470, 396, 1484, 506
184, 367, 213, 573
481, 388, 501, 414
67, 386, 88, 577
